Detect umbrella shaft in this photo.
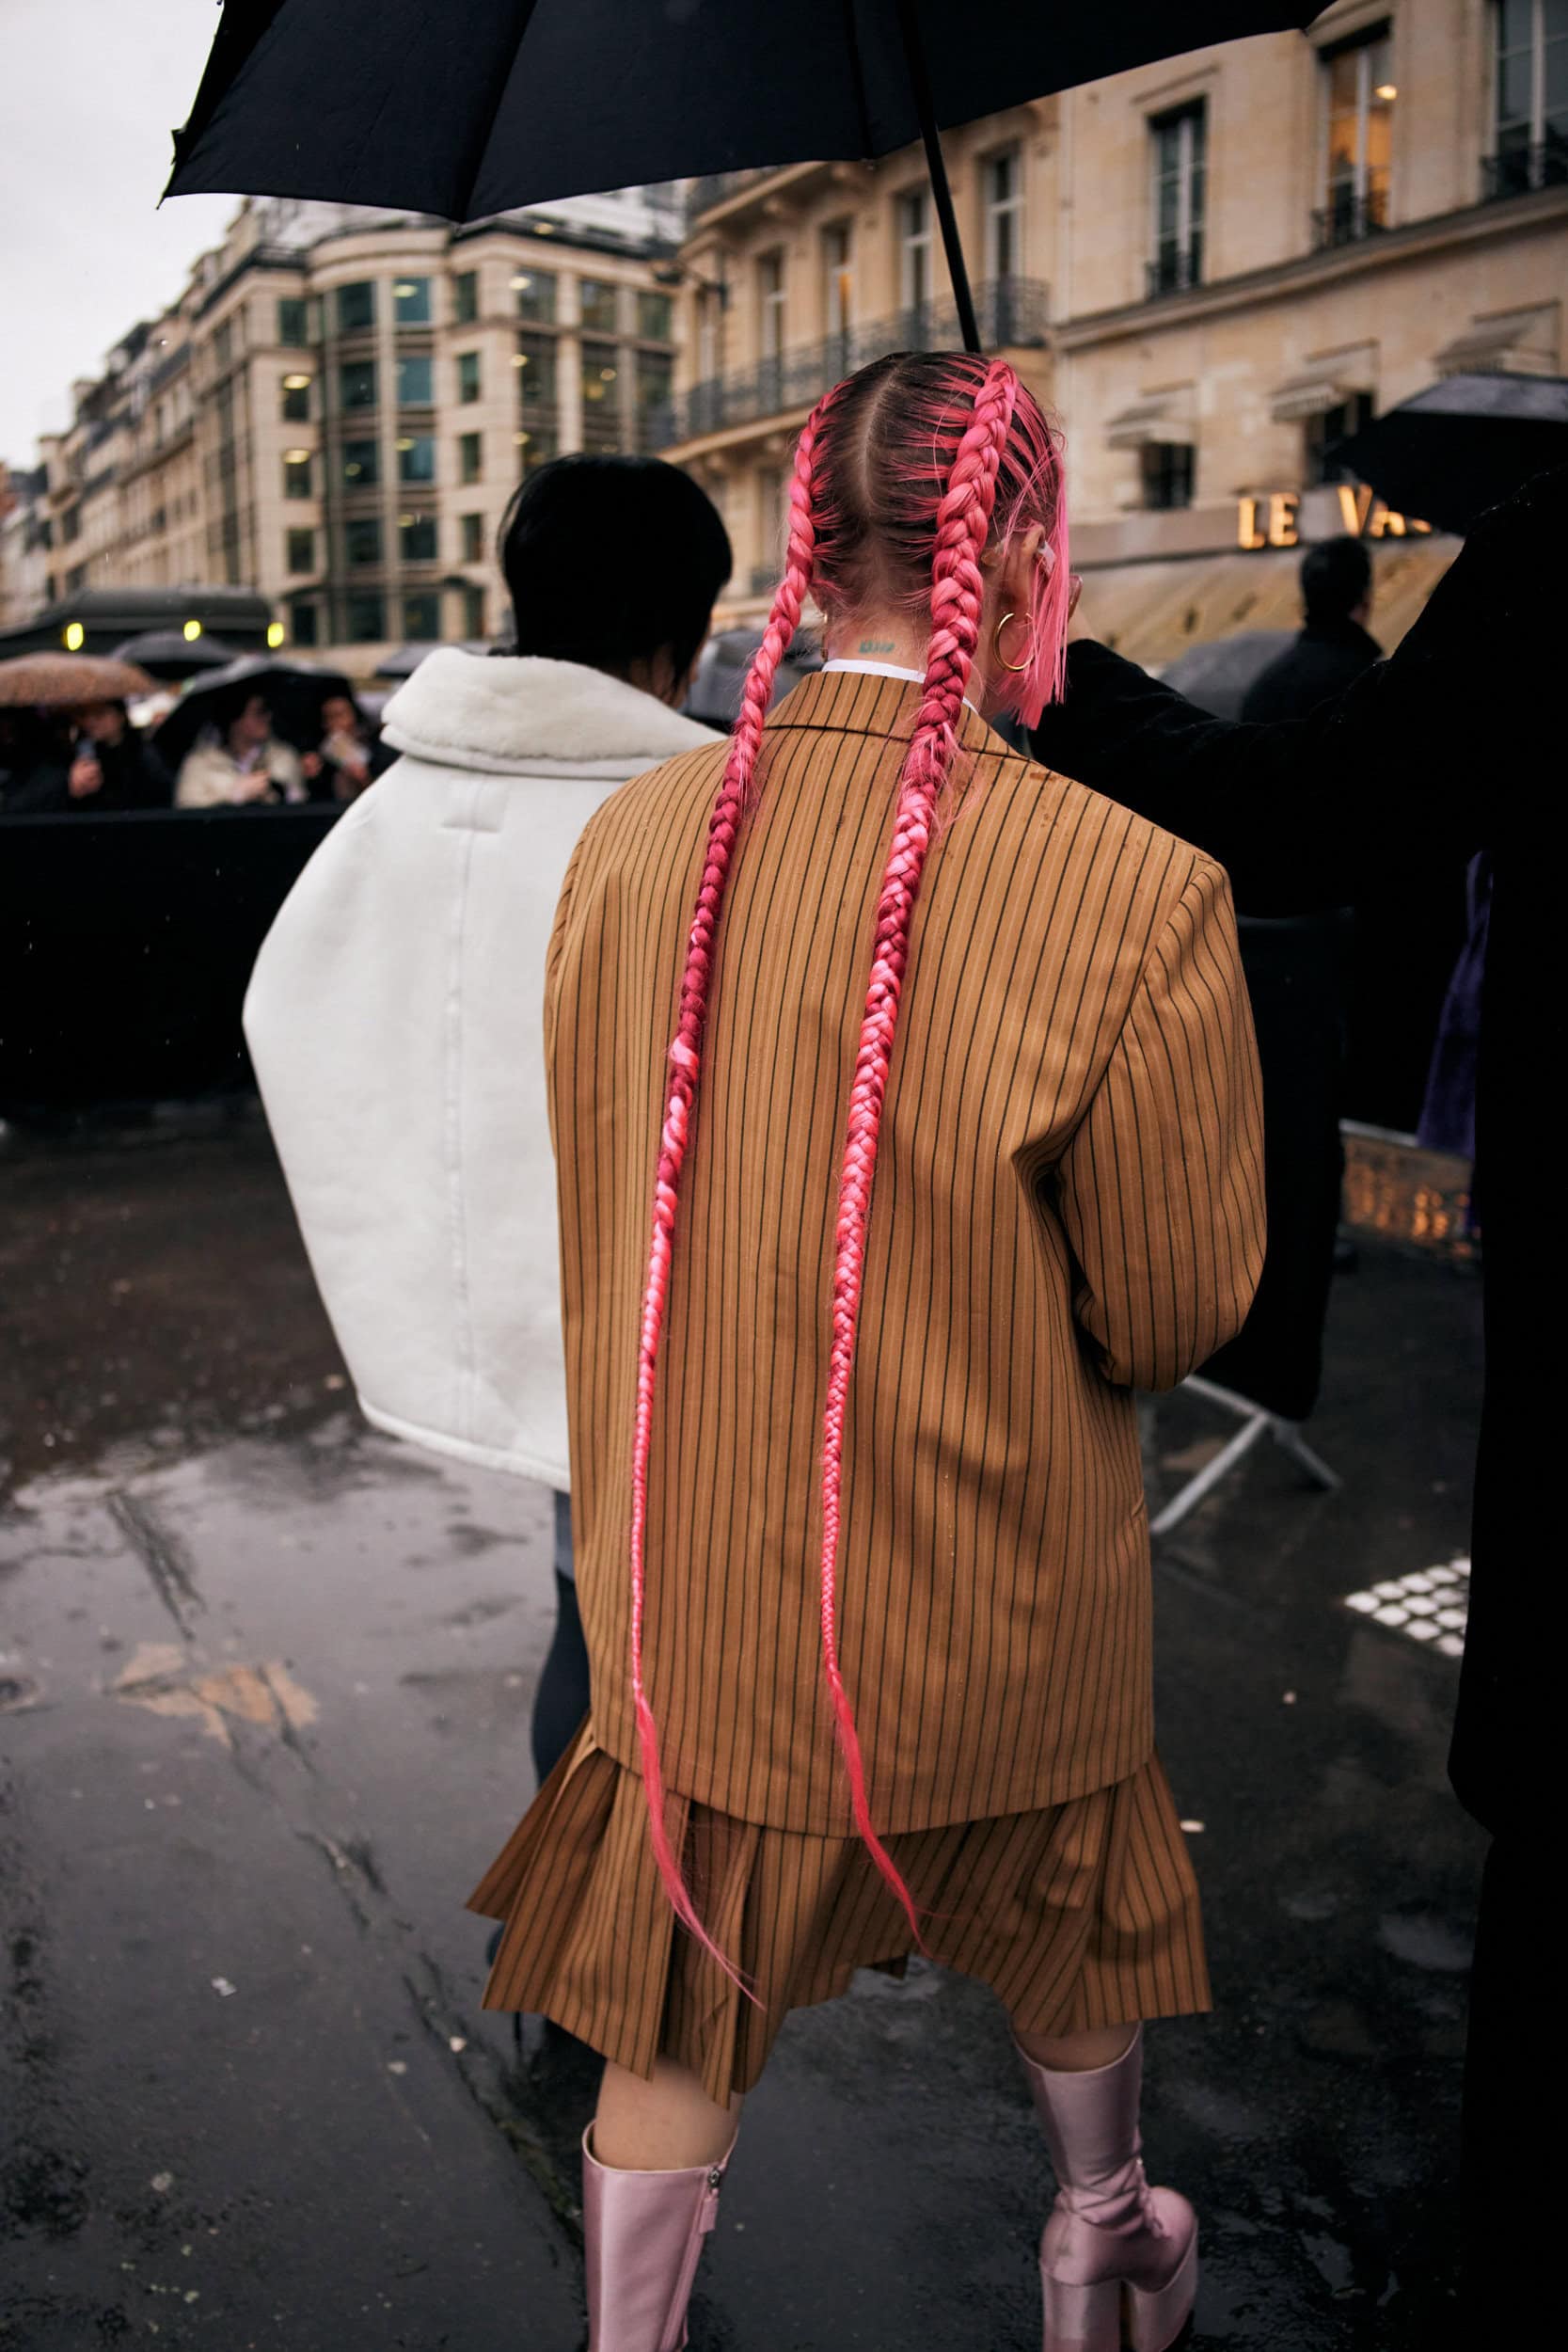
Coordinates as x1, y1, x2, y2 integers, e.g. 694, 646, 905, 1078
895, 0, 982, 356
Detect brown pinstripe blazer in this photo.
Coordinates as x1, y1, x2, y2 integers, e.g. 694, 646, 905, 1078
547, 671, 1265, 1836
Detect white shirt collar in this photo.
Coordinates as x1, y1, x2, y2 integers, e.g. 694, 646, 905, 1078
821, 656, 981, 718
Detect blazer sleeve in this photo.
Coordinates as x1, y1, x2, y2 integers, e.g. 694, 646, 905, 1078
1052, 854, 1266, 1391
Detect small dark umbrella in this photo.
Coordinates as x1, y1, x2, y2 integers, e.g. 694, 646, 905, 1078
112, 629, 245, 680
684, 628, 822, 731
168, 2, 1326, 357
373, 641, 489, 680
1331, 373, 1568, 537
151, 655, 356, 767
1160, 628, 1294, 721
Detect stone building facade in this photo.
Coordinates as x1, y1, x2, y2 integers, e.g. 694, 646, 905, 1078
6, 189, 682, 666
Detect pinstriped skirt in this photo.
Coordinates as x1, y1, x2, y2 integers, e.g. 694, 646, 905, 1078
467, 1725, 1210, 2105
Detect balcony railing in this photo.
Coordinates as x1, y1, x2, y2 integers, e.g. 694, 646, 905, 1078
1146, 244, 1203, 299
661, 278, 1050, 446
689, 170, 775, 217
1481, 136, 1568, 201
1310, 185, 1388, 250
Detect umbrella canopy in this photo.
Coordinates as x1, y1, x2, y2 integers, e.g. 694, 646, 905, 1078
684, 628, 822, 730
0, 652, 155, 710
1331, 373, 1568, 537
111, 629, 245, 679
150, 655, 356, 766
168, 2, 1326, 353
373, 640, 490, 680
1159, 628, 1294, 720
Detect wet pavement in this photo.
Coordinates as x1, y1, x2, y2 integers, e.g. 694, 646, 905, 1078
1, 1106, 1485, 2349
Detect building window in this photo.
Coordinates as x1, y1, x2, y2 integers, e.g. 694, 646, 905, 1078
462, 582, 487, 639
983, 149, 1024, 280
896, 188, 933, 315
460, 511, 485, 563
344, 592, 387, 643
1141, 443, 1195, 510
822, 220, 854, 341
515, 424, 558, 474
286, 527, 315, 574
757, 250, 787, 360
513, 267, 557, 323
1318, 27, 1396, 246
393, 276, 432, 326
1490, 0, 1568, 196
582, 342, 622, 452
289, 597, 319, 646
346, 516, 383, 566
277, 297, 309, 346
282, 450, 313, 500
579, 277, 619, 333
1305, 389, 1376, 485
636, 349, 673, 445
336, 281, 376, 333
280, 373, 311, 421
342, 437, 380, 487
457, 350, 482, 404
459, 431, 483, 484
453, 270, 479, 324
397, 354, 434, 406
637, 291, 673, 342
400, 511, 438, 562
516, 332, 558, 406
340, 358, 378, 411
404, 593, 442, 641
1149, 104, 1206, 294
398, 432, 436, 484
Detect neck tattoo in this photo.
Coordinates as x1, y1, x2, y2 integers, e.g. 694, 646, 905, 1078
856, 638, 895, 655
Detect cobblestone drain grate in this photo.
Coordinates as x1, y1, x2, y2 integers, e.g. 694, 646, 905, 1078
1342, 1557, 1470, 1656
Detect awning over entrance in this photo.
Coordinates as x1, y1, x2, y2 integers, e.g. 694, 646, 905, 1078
1075, 534, 1460, 673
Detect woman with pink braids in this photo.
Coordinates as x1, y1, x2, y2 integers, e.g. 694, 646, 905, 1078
468, 351, 1264, 2352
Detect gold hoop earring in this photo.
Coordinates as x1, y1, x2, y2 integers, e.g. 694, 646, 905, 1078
993, 611, 1033, 673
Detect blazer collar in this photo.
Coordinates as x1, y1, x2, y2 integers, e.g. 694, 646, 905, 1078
768, 667, 1011, 764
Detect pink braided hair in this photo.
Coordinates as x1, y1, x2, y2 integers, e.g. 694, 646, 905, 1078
626, 354, 1068, 1976
816, 360, 1020, 1940
627, 383, 841, 1987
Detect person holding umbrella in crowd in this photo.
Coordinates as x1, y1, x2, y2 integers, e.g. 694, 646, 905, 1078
63, 700, 173, 810
174, 680, 307, 808
298, 690, 394, 802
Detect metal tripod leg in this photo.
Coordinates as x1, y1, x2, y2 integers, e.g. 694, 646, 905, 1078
1149, 1375, 1341, 1537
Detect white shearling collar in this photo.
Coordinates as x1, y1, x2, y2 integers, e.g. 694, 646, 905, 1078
381, 648, 718, 777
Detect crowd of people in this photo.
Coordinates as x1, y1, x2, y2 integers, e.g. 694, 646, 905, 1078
0, 680, 392, 816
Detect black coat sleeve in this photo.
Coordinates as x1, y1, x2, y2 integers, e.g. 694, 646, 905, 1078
1032, 464, 1568, 909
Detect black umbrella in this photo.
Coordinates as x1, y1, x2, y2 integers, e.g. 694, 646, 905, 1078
1331, 373, 1568, 537
112, 629, 245, 680
373, 640, 490, 680
1159, 628, 1293, 720
684, 628, 823, 731
168, 2, 1326, 356
151, 655, 356, 766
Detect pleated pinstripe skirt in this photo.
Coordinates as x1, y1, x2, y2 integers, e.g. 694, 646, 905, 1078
467, 1726, 1210, 2104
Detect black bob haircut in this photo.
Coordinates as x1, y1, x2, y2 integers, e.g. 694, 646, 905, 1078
1300, 533, 1372, 625
498, 453, 733, 686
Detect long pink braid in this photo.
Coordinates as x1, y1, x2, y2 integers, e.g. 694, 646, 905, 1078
815, 361, 1021, 1943
626, 383, 841, 1987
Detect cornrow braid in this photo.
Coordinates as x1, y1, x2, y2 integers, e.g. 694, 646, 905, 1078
626, 382, 841, 1988
816, 360, 1021, 1943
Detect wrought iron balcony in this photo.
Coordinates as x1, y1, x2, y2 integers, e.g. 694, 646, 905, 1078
1481, 137, 1568, 201
1146, 245, 1203, 299
1310, 186, 1388, 250
660, 278, 1050, 447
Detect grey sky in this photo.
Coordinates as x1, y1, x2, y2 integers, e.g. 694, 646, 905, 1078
0, 0, 236, 465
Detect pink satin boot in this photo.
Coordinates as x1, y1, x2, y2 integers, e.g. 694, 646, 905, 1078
1015, 2027, 1197, 2352
581, 2126, 734, 2352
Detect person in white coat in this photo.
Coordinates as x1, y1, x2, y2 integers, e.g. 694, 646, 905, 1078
244, 454, 732, 1788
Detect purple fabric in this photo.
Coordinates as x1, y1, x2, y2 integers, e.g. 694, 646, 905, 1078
1418, 852, 1491, 1161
